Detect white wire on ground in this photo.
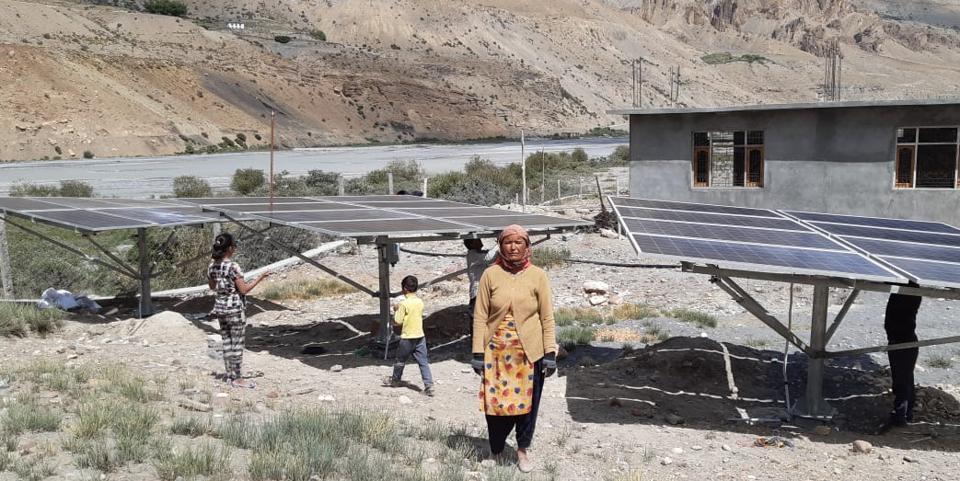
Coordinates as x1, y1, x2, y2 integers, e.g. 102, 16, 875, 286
783, 282, 794, 414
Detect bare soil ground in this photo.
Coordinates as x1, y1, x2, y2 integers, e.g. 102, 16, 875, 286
2, 200, 959, 480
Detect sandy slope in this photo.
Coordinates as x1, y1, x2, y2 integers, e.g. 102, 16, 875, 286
1, 0, 959, 162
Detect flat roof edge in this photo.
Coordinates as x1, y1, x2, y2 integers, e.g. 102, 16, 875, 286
607, 98, 960, 116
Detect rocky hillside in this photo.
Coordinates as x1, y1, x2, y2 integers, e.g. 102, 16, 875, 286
1, 0, 959, 161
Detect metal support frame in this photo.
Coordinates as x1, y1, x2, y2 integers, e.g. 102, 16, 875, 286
83, 234, 141, 279
796, 284, 834, 417
376, 238, 393, 348
137, 228, 152, 317
689, 262, 960, 419
220, 213, 375, 296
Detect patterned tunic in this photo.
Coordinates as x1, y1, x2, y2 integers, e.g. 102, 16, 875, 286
480, 312, 535, 416
207, 259, 244, 316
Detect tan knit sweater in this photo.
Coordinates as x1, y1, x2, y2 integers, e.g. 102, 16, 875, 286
471, 264, 557, 362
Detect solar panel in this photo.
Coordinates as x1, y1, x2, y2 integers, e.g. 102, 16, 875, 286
0, 198, 68, 212
611, 197, 904, 283
787, 211, 960, 234
180, 197, 317, 205
622, 218, 841, 250
614, 206, 806, 231
880, 257, 960, 289
632, 235, 898, 280
783, 210, 960, 288
181, 196, 590, 239
808, 222, 960, 248
0, 197, 231, 232
614, 198, 780, 218
299, 218, 477, 236
26, 209, 156, 230
844, 238, 960, 264
258, 210, 415, 222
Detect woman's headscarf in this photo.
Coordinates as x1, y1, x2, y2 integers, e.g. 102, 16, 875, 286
495, 224, 532, 274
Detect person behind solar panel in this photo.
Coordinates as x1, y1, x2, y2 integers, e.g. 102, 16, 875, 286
471, 224, 557, 473
207, 233, 271, 389
464, 239, 499, 313
884, 293, 923, 427
383, 275, 435, 396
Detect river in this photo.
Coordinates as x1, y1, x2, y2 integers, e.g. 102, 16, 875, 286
0, 137, 627, 198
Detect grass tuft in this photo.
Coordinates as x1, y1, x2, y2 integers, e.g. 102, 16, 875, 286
557, 325, 596, 350
531, 246, 571, 269
926, 354, 954, 369
171, 416, 211, 437
1, 394, 62, 435
261, 278, 357, 301
555, 307, 604, 327
744, 338, 770, 349
612, 303, 659, 321
72, 438, 119, 472
12, 455, 57, 481
0, 303, 65, 337
665, 308, 717, 328
153, 442, 232, 481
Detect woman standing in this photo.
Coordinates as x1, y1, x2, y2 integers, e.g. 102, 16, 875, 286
472, 225, 557, 473
207, 233, 270, 388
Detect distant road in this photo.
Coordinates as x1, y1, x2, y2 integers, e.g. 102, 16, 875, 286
0, 137, 626, 198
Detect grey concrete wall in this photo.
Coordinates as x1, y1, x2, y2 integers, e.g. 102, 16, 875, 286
628, 104, 960, 224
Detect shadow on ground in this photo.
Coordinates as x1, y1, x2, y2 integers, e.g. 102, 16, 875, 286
240, 304, 475, 371
563, 336, 960, 451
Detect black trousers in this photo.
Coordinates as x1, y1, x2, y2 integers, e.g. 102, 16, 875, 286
486, 359, 544, 454
884, 294, 922, 410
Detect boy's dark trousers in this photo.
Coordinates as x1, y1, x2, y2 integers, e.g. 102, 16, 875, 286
391, 337, 434, 387
884, 293, 922, 417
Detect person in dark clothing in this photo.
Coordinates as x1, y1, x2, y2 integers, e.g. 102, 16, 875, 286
884, 293, 923, 426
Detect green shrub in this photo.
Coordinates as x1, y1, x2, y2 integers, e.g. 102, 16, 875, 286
54, 145, 62, 155
554, 307, 604, 327
274, 35, 292, 44
702, 52, 769, 65
231, 168, 266, 195
0, 303, 65, 338
58, 180, 94, 197
143, 0, 187, 16
531, 246, 570, 269
2, 395, 62, 434
666, 308, 718, 328
235, 132, 247, 145
9, 182, 60, 197
220, 136, 236, 149
309, 29, 326, 41
82, 150, 94, 159
153, 442, 231, 481
172, 176, 212, 198
557, 326, 595, 350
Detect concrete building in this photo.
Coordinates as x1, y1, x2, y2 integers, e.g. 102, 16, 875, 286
610, 100, 960, 224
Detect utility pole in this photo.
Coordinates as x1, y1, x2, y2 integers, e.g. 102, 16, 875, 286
540, 150, 545, 204
269, 111, 275, 203
521, 129, 527, 212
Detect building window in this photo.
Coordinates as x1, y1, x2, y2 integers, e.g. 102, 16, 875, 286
895, 127, 959, 189
691, 131, 764, 188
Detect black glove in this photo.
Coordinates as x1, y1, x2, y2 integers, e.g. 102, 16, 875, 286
471, 354, 485, 376
542, 353, 557, 378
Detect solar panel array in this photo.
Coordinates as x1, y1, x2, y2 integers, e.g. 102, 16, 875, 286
0, 197, 224, 232
610, 198, 906, 283
181, 196, 590, 237
786, 211, 960, 289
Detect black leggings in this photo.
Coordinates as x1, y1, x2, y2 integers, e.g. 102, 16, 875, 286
884, 294, 922, 408
485, 359, 544, 454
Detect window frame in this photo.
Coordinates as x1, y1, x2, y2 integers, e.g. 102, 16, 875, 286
690, 130, 764, 189
894, 126, 960, 190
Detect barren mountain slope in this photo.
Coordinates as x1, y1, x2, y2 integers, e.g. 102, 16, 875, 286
1, 0, 959, 162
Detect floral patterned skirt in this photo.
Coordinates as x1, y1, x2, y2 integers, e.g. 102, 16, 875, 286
479, 313, 535, 416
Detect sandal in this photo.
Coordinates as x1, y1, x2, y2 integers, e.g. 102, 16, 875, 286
230, 379, 257, 389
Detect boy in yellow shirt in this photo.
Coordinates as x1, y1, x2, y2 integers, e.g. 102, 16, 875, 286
384, 275, 435, 396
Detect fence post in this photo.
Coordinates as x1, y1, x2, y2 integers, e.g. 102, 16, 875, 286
422, 178, 428, 198
578, 176, 583, 199
0, 219, 13, 298
338, 177, 345, 196
615, 178, 621, 196
557, 179, 561, 201
387, 173, 394, 195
